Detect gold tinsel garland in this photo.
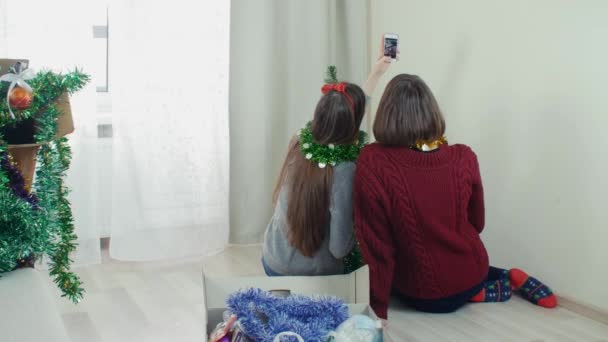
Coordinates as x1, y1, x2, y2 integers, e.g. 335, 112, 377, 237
413, 136, 448, 151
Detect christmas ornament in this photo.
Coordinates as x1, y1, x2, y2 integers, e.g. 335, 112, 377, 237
298, 121, 367, 168
208, 314, 237, 342
8, 86, 33, 110
0, 61, 35, 118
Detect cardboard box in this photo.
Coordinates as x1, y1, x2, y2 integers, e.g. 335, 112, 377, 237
203, 266, 393, 341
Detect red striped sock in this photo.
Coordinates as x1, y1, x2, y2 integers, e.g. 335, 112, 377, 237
510, 268, 557, 308
470, 279, 512, 303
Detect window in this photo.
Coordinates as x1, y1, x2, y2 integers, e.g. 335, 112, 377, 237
92, 6, 109, 93
91, 4, 112, 123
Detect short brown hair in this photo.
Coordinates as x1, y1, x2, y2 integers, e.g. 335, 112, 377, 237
373, 74, 445, 146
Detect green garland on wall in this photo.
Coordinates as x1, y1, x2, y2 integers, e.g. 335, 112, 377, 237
0, 69, 89, 303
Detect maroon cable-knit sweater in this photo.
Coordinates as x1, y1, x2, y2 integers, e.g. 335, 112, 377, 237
354, 143, 489, 318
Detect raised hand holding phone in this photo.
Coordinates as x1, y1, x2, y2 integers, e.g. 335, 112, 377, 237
363, 34, 399, 96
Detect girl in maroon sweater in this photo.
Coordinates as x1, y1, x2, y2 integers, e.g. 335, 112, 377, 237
354, 74, 557, 319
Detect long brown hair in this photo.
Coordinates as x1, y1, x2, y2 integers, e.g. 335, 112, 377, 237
273, 83, 366, 257
374, 74, 445, 146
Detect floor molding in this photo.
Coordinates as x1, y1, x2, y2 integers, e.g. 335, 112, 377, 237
558, 295, 608, 326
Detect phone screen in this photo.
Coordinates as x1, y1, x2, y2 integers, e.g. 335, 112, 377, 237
384, 37, 398, 59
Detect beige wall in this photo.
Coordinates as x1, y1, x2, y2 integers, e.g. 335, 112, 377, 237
371, 0, 608, 310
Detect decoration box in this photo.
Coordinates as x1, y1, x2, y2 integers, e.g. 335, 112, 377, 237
203, 266, 394, 341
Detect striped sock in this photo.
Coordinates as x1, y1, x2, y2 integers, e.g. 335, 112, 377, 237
470, 279, 512, 303
510, 268, 557, 308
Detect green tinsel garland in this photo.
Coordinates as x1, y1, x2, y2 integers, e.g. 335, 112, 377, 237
298, 122, 367, 169
0, 69, 89, 303
344, 242, 365, 274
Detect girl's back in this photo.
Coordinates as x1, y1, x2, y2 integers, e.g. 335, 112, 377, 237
262, 82, 367, 276
355, 142, 489, 300
263, 161, 355, 275
356, 73, 558, 318
261, 53, 395, 276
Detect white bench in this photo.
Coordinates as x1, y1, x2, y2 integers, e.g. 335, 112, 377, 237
0, 268, 69, 342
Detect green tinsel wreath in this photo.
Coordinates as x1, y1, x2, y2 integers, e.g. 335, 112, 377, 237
298, 121, 367, 169
0, 69, 89, 303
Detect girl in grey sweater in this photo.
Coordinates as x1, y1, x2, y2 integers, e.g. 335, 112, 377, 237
262, 51, 394, 276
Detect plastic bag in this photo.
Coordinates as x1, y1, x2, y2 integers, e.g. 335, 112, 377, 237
328, 314, 383, 342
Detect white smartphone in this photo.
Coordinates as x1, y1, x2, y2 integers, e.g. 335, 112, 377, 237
383, 33, 399, 62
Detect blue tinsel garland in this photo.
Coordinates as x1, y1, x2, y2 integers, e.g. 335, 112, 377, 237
226, 288, 349, 342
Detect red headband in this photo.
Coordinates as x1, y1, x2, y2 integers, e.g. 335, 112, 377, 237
321, 82, 354, 111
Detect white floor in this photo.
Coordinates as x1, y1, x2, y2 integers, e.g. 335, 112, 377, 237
44, 245, 608, 342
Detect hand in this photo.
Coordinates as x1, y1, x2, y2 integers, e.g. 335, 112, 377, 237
370, 36, 400, 77
371, 55, 393, 78
362, 37, 399, 96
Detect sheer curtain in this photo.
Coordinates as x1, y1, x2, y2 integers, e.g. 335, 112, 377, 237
108, 1, 230, 260
229, 0, 370, 243
0, 0, 101, 265
1, 0, 230, 263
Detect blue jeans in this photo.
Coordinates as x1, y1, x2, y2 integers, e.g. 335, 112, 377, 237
261, 258, 283, 277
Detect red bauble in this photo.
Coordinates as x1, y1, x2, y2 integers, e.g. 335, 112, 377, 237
8, 86, 33, 110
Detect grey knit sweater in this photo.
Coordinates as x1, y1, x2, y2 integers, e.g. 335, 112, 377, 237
262, 162, 356, 275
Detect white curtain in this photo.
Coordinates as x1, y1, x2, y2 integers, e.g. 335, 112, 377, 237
3, 0, 364, 259
1, 0, 230, 263
229, 0, 370, 243
108, 1, 230, 260
0, 0, 102, 266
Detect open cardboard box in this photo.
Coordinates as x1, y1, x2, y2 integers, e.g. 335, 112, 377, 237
203, 266, 394, 341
